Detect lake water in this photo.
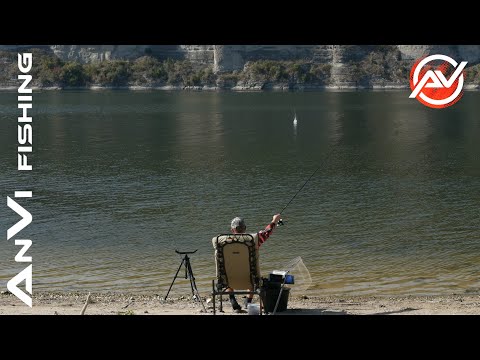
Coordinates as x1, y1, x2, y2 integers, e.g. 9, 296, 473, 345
0, 90, 479, 297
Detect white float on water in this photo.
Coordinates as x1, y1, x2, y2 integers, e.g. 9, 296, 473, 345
293, 112, 297, 126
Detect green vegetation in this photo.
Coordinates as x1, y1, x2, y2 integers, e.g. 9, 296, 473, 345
0, 51, 17, 85
241, 60, 331, 84
348, 46, 410, 86
465, 63, 480, 85
130, 56, 167, 84
217, 72, 240, 87
61, 62, 88, 86
0, 49, 215, 88
85, 60, 130, 86
0, 47, 478, 89
0, 49, 333, 89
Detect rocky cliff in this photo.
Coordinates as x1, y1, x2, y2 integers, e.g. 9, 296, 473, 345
214, 45, 480, 87
1, 45, 479, 89
3, 44, 479, 69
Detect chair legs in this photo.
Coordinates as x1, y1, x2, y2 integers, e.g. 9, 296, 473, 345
212, 280, 216, 315
259, 288, 263, 315
212, 280, 224, 314
211, 281, 264, 315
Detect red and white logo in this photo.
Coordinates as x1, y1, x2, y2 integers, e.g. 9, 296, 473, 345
409, 54, 468, 109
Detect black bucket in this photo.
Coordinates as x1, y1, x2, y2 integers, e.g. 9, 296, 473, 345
261, 285, 290, 313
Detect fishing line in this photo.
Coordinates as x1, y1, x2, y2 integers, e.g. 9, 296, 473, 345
280, 147, 337, 215
278, 141, 447, 220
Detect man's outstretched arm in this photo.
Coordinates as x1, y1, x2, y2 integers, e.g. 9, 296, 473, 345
258, 214, 281, 247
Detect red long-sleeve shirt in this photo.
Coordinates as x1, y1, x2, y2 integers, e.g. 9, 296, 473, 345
257, 222, 276, 248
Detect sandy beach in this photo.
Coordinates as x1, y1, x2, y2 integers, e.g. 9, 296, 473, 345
1, 291, 479, 315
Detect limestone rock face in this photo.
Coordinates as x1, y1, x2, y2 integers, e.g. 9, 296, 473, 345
397, 45, 480, 63
50, 45, 150, 62
179, 45, 215, 65
2, 44, 478, 67
330, 45, 370, 86
47, 45, 215, 66
457, 45, 480, 63
213, 45, 245, 73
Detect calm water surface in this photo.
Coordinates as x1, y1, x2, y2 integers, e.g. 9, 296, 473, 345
0, 91, 479, 296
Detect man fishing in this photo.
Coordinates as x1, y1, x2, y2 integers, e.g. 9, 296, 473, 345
226, 213, 281, 312
212, 149, 333, 313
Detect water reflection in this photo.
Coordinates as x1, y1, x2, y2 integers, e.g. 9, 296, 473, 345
0, 90, 479, 296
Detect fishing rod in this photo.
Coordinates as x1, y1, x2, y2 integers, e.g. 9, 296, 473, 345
277, 147, 336, 226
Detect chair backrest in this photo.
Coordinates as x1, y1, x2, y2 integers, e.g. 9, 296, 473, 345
212, 234, 261, 291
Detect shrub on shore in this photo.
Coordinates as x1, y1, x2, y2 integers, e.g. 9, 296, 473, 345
348, 46, 410, 86
241, 60, 332, 85
84, 60, 131, 86
61, 62, 88, 87
465, 63, 480, 85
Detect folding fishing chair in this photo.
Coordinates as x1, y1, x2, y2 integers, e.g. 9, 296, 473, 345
211, 233, 264, 315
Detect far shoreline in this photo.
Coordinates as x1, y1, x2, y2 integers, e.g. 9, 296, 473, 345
0, 84, 479, 92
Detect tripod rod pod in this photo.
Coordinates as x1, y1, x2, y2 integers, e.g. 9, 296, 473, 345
175, 249, 198, 255
164, 249, 206, 312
